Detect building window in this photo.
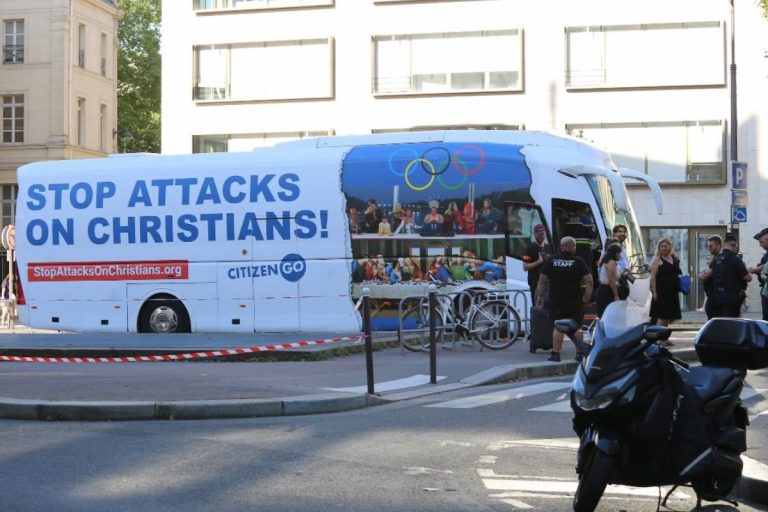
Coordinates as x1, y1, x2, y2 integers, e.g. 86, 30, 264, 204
565, 22, 725, 89
373, 29, 523, 95
566, 120, 726, 184
100, 33, 107, 76
193, 130, 330, 153
193, 39, 333, 102
99, 104, 107, 152
77, 98, 86, 146
3, 20, 24, 64
372, 124, 523, 134
1, 95, 23, 143
1, 184, 17, 228
193, 0, 333, 11
78, 23, 86, 68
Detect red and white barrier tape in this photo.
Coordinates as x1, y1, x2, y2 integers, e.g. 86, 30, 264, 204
0, 335, 364, 363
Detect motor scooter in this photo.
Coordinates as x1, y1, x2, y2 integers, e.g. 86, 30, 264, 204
556, 301, 768, 512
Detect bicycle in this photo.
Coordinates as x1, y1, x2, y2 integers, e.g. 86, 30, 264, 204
400, 283, 522, 352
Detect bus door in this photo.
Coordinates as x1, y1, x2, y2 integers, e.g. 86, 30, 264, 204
551, 198, 603, 289
218, 239, 257, 332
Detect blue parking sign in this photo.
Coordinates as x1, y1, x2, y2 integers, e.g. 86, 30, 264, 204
731, 161, 747, 190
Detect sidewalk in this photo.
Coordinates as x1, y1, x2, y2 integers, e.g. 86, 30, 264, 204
0, 316, 766, 505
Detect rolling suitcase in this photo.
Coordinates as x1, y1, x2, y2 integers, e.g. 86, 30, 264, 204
529, 306, 553, 353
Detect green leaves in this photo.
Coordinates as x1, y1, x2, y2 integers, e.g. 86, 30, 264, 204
117, 0, 161, 153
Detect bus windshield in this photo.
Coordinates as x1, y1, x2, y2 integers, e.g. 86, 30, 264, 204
586, 176, 648, 276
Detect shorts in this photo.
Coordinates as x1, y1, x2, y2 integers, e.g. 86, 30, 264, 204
548, 301, 584, 326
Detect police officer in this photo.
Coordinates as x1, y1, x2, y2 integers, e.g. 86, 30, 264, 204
747, 227, 768, 321
700, 234, 751, 319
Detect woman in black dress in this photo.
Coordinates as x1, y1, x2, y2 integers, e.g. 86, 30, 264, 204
650, 238, 682, 333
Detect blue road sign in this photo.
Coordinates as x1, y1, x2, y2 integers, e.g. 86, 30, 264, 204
732, 206, 747, 223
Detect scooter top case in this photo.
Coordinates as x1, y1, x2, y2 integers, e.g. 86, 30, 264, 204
695, 318, 768, 370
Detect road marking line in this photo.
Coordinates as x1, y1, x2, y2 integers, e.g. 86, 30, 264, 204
426, 382, 571, 409
487, 438, 580, 451
326, 374, 445, 393
476, 455, 498, 464
498, 498, 534, 509
482, 478, 690, 498
403, 466, 454, 476
741, 384, 767, 400
529, 399, 571, 413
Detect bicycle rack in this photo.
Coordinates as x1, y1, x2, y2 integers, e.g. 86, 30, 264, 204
397, 286, 531, 353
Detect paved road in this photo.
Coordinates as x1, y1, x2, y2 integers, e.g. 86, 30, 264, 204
1, 376, 765, 512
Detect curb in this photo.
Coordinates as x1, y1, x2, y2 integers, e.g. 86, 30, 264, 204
0, 392, 382, 421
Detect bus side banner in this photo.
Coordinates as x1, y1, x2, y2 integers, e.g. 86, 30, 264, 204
27, 260, 190, 282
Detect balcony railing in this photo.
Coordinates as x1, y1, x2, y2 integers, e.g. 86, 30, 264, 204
2, 45, 24, 64
78, 49, 85, 68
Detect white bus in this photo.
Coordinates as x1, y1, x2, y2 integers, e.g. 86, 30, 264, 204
13, 130, 662, 333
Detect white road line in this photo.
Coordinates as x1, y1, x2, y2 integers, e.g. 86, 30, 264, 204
482, 478, 690, 498
529, 399, 571, 413
426, 382, 571, 409
487, 438, 580, 452
741, 384, 767, 400
498, 498, 535, 509
326, 374, 445, 393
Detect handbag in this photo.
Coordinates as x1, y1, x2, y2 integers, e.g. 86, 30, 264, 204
678, 274, 691, 295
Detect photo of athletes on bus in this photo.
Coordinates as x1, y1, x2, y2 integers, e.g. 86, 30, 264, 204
341, 142, 534, 307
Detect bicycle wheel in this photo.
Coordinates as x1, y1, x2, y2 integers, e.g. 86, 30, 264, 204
400, 303, 444, 352
470, 300, 520, 350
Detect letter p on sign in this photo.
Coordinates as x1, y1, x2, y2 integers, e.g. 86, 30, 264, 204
731, 161, 747, 190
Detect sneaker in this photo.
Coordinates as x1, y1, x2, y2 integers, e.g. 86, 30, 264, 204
547, 352, 561, 362
574, 351, 584, 362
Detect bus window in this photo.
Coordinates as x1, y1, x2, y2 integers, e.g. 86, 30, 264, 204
505, 203, 550, 260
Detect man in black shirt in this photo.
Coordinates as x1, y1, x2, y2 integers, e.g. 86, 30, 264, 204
535, 236, 593, 362
523, 224, 551, 298
701, 234, 751, 319
748, 227, 768, 321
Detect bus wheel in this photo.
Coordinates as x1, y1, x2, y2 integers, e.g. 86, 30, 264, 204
138, 295, 191, 333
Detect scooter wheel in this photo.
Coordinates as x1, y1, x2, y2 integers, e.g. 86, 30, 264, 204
573, 448, 614, 512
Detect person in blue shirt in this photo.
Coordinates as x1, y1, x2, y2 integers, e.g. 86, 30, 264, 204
475, 256, 505, 282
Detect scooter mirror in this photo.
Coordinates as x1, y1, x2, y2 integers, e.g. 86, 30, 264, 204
644, 325, 671, 342
554, 319, 580, 334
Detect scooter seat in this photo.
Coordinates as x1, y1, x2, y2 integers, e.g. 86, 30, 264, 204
683, 366, 743, 404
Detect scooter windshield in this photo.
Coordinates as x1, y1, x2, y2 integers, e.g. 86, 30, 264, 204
584, 301, 649, 378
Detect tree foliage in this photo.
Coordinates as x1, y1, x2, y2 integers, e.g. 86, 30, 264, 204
761, 0, 768, 17
117, 0, 161, 153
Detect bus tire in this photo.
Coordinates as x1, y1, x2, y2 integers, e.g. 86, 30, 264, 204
138, 295, 191, 333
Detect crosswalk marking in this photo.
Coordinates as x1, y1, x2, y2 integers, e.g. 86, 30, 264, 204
426, 382, 571, 409
326, 374, 445, 393
426, 378, 768, 416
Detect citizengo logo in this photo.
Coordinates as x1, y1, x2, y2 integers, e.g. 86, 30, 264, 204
280, 253, 306, 282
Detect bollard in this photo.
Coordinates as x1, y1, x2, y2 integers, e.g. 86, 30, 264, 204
428, 284, 437, 384
362, 287, 374, 395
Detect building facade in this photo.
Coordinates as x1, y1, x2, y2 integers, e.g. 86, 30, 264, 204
0, 0, 120, 275
161, 0, 768, 311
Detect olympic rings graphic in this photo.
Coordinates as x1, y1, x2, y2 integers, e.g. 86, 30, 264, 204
390, 145, 486, 191
404, 159, 436, 191
420, 147, 451, 176
452, 145, 485, 175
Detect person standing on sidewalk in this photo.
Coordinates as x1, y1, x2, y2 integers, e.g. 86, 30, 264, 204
523, 224, 551, 300
535, 236, 593, 362
700, 234, 751, 319
649, 238, 682, 329
748, 227, 768, 321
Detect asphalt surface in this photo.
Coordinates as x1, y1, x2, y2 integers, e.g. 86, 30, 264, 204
0, 310, 766, 506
